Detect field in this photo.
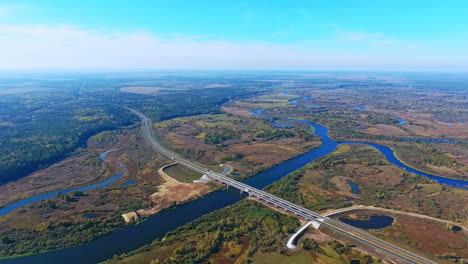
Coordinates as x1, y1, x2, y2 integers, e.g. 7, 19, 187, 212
1, 72, 467, 262
163, 163, 203, 183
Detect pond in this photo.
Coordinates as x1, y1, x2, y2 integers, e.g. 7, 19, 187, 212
353, 105, 368, 111
347, 180, 361, 195
397, 119, 408, 124
340, 215, 394, 229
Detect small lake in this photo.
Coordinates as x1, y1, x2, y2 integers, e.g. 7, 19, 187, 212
397, 119, 408, 124
353, 105, 368, 111
340, 215, 394, 229
347, 180, 361, 195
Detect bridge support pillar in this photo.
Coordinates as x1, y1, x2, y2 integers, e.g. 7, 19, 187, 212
286, 221, 314, 249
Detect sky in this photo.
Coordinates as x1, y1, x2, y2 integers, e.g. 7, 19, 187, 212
1, 0, 468, 71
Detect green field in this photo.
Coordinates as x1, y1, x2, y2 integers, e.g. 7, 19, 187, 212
163, 163, 203, 183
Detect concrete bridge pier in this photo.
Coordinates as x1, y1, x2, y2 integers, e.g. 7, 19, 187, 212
286, 220, 321, 249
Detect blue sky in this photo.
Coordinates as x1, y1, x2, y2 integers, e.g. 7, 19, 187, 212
1, 0, 468, 71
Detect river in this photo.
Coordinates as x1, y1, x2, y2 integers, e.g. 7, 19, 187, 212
1, 98, 467, 264
0, 149, 126, 217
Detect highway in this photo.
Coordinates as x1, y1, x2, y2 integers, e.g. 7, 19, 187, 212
130, 108, 435, 264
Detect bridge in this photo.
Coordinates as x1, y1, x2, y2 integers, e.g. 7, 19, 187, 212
130, 108, 434, 264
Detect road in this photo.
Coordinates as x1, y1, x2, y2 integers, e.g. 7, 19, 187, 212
129, 108, 435, 264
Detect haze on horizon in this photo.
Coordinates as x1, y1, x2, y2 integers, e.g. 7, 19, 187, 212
1, 0, 468, 72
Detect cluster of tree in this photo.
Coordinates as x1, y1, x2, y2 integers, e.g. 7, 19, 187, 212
254, 128, 294, 140
0, 217, 122, 256
265, 169, 351, 211
394, 143, 456, 170
204, 130, 237, 145
0, 92, 136, 183
112, 200, 299, 263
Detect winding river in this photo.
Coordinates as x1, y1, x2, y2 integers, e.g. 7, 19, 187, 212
0, 150, 126, 217
1, 97, 467, 264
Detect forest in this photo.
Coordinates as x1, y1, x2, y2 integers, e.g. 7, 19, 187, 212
0, 74, 271, 183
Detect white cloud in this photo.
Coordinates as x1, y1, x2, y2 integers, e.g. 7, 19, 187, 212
0, 24, 467, 71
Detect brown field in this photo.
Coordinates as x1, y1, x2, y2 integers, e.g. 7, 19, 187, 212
137, 163, 217, 217
222, 106, 254, 117
372, 109, 468, 139
362, 124, 411, 137
0, 151, 108, 207
120, 87, 162, 95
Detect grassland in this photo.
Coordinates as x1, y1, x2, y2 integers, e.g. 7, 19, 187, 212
163, 163, 203, 183
234, 93, 298, 109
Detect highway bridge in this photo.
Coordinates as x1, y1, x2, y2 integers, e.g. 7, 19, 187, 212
130, 108, 434, 264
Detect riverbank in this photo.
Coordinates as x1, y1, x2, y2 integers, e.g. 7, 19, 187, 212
2, 100, 466, 263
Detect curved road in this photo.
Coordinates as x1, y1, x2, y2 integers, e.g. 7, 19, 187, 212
129, 108, 435, 264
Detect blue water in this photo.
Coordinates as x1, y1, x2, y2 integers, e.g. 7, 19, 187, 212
353, 105, 368, 111
397, 119, 408, 124
0, 109, 343, 264
272, 121, 294, 128
252, 108, 467, 189
84, 214, 100, 219
121, 180, 138, 187
2, 97, 467, 263
339, 142, 467, 189
289, 96, 313, 104
340, 215, 394, 229
347, 181, 361, 195
0, 149, 125, 217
